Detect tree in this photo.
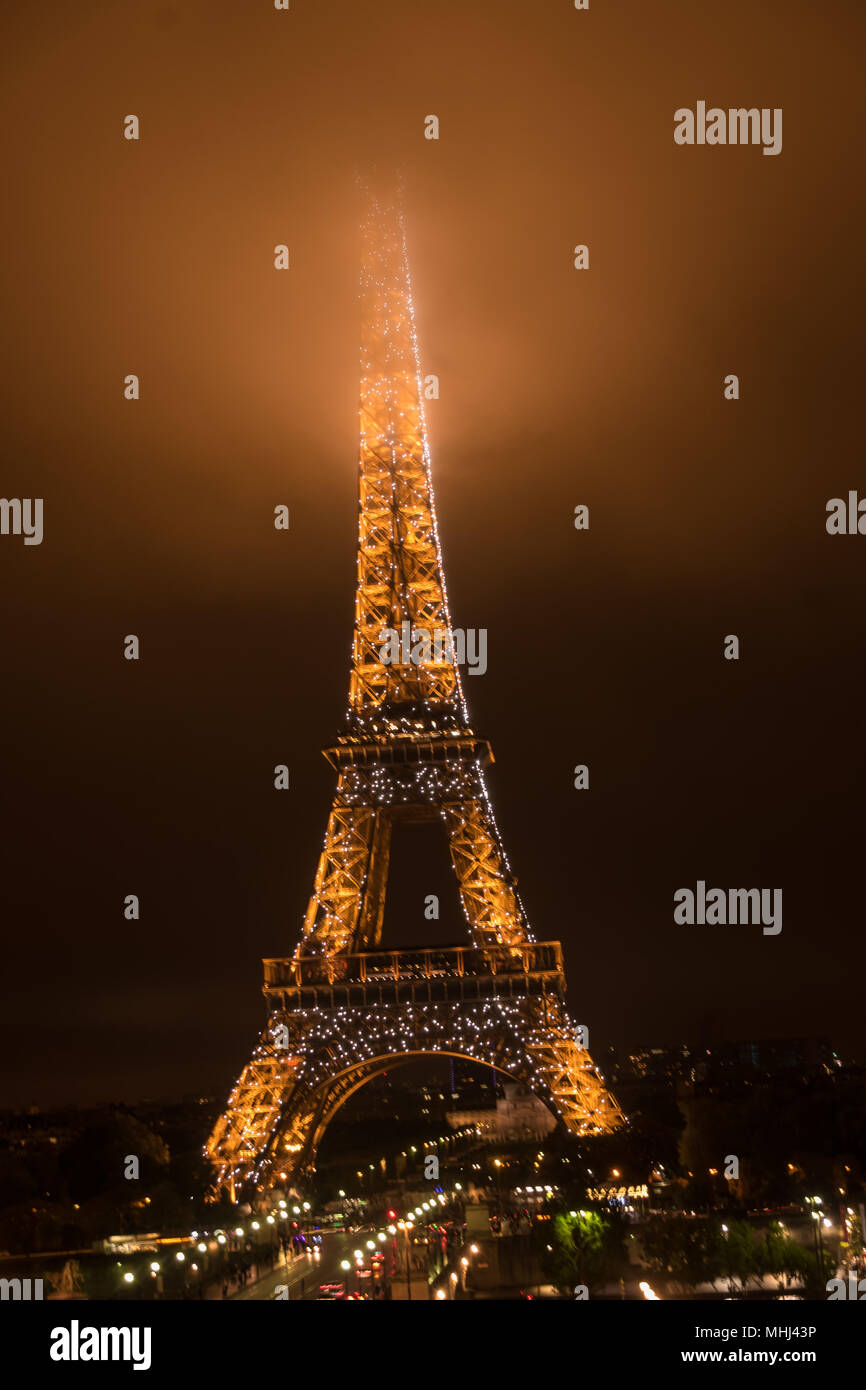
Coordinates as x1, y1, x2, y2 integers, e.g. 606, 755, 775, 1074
60, 1111, 169, 1204
540, 1210, 623, 1296
640, 1215, 721, 1295
763, 1220, 808, 1291
719, 1220, 763, 1293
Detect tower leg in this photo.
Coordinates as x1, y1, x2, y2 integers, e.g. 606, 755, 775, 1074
300, 799, 376, 956
205, 1025, 306, 1199
442, 798, 529, 951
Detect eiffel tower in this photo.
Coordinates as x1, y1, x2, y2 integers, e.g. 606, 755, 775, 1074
206, 193, 624, 1201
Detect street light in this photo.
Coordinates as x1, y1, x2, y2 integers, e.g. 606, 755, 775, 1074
721, 1225, 734, 1295
810, 1211, 824, 1272
403, 1225, 413, 1302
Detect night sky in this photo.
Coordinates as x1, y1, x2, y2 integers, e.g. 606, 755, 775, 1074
2, 1, 864, 1109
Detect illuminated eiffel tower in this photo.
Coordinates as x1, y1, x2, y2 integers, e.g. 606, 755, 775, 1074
206, 193, 624, 1201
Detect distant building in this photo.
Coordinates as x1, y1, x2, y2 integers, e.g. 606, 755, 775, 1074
446, 1082, 555, 1141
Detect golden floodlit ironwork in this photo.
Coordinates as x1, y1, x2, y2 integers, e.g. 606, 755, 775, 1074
206, 194, 624, 1201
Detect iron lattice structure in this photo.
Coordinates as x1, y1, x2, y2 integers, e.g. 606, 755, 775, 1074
206, 195, 623, 1200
